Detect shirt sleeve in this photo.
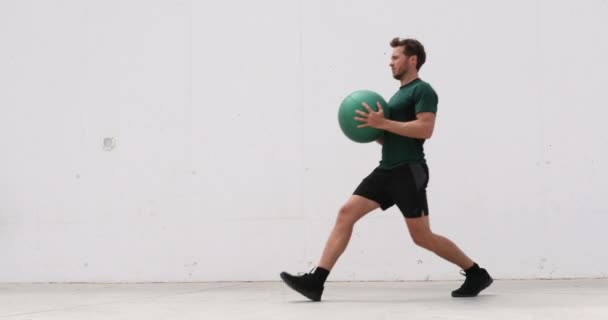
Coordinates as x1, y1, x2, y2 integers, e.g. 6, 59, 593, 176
414, 83, 438, 114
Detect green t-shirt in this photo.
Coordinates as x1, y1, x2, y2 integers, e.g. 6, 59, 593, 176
379, 79, 438, 169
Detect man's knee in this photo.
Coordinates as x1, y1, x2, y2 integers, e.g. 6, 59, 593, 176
411, 232, 434, 250
336, 204, 359, 227
406, 216, 434, 249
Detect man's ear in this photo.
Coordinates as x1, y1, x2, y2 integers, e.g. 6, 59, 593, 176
409, 55, 418, 66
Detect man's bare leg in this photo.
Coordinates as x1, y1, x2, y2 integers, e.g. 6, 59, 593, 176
405, 215, 474, 269
405, 214, 493, 297
280, 195, 379, 301
318, 195, 380, 270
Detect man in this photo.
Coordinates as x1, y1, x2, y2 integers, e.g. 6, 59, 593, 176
280, 38, 492, 301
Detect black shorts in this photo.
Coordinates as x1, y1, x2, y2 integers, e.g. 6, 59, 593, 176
353, 162, 429, 218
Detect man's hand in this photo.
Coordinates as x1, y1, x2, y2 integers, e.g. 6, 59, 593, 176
354, 102, 386, 129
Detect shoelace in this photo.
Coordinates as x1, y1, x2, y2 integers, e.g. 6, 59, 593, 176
296, 267, 317, 277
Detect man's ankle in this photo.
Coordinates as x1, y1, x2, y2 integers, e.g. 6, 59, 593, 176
313, 267, 330, 283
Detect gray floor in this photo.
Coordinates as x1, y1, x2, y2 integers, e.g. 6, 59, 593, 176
1, 279, 607, 319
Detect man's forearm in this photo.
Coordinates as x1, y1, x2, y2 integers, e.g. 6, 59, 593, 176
379, 119, 433, 139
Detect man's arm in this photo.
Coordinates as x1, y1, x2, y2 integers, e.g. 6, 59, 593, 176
379, 112, 435, 140
355, 102, 436, 140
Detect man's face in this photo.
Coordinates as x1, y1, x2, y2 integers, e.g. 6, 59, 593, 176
390, 46, 416, 80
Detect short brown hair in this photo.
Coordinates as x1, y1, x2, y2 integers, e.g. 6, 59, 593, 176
390, 38, 426, 70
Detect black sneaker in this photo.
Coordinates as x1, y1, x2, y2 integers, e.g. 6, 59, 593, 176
280, 269, 324, 301
451, 268, 493, 297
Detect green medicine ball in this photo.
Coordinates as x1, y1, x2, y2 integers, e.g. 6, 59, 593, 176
338, 90, 389, 143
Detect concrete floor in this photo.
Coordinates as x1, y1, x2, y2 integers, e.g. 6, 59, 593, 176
0, 279, 607, 319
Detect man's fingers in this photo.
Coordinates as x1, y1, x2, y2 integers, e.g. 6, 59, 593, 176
361, 102, 373, 113
357, 123, 369, 128
376, 102, 384, 112
354, 109, 368, 117
354, 117, 367, 122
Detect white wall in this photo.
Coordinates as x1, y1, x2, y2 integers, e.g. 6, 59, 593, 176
1, 0, 607, 282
